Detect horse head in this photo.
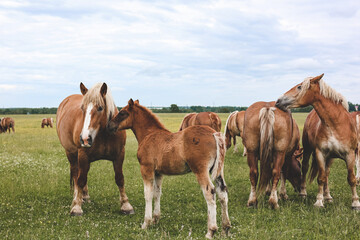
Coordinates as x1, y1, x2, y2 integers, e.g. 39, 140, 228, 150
275, 74, 324, 111
79, 82, 115, 147
108, 98, 137, 132
287, 147, 304, 192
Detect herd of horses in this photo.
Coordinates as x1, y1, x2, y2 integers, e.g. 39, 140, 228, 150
2, 74, 358, 238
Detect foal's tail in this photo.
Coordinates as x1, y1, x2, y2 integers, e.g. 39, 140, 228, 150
224, 111, 238, 148
258, 107, 276, 192
211, 132, 227, 181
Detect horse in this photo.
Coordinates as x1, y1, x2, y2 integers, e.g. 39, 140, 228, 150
224, 110, 247, 155
108, 99, 230, 239
0, 117, 15, 133
350, 111, 360, 184
242, 101, 302, 209
275, 74, 360, 209
41, 117, 54, 128
56, 82, 134, 216
179, 112, 222, 132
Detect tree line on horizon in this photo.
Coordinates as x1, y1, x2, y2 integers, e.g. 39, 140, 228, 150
0, 102, 358, 115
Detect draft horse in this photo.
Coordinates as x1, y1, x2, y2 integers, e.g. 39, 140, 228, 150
0, 117, 15, 133
108, 99, 230, 239
179, 112, 222, 132
56, 82, 134, 216
350, 111, 360, 184
276, 74, 360, 209
41, 117, 53, 128
224, 110, 247, 155
242, 101, 302, 209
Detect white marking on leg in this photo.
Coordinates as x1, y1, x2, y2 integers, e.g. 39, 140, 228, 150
142, 181, 153, 229
153, 175, 163, 222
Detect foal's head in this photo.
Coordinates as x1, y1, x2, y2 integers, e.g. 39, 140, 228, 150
79, 82, 116, 147
287, 147, 303, 192
108, 99, 138, 132
275, 74, 325, 111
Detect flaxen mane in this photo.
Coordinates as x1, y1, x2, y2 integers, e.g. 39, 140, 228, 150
299, 77, 349, 111
82, 83, 117, 120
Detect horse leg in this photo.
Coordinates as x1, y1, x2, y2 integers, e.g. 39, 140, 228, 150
153, 173, 163, 224
113, 148, 134, 214
195, 172, 218, 239
314, 149, 326, 208
268, 152, 285, 209
243, 145, 247, 157
233, 137, 238, 153
247, 151, 258, 207
345, 151, 360, 210
300, 147, 312, 198
356, 147, 360, 185
70, 153, 90, 216
323, 158, 334, 203
141, 165, 154, 229
215, 173, 231, 236
279, 172, 288, 200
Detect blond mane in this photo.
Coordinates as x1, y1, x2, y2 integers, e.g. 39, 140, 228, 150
299, 77, 349, 111
82, 83, 117, 119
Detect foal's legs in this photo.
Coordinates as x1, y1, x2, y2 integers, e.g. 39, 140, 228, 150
268, 152, 286, 209
323, 158, 334, 203
153, 173, 163, 224
215, 173, 231, 236
345, 152, 360, 209
71, 152, 90, 215
300, 146, 312, 198
113, 148, 134, 214
140, 165, 155, 229
233, 136, 238, 153
196, 172, 218, 239
247, 151, 258, 207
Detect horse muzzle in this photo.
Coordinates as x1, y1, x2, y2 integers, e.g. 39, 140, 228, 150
275, 96, 293, 112
80, 134, 93, 148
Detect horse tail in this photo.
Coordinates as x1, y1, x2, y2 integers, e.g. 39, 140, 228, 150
209, 112, 221, 132
309, 151, 318, 183
224, 111, 238, 148
258, 107, 276, 192
210, 132, 226, 181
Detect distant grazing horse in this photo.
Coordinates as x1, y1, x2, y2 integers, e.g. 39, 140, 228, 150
275, 74, 360, 209
108, 99, 230, 239
179, 112, 222, 132
0, 117, 15, 133
242, 101, 302, 209
224, 111, 247, 155
350, 111, 360, 184
56, 82, 134, 216
41, 117, 53, 128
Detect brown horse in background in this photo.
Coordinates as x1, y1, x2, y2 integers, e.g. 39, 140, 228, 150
276, 74, 360, 209
242, 101, 302, 209
179, 112, 222, 132
350, 111, 360, 184
56, 82, 134, 216
224, 111, 247, 155
108, 99, 230, 239
41, 117, 53, 128
0, 117, 15, 133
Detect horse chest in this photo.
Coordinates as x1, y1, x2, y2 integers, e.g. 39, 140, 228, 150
320, 135, 347, 158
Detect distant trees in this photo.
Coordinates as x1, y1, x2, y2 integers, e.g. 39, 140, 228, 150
170, 104, 180, 113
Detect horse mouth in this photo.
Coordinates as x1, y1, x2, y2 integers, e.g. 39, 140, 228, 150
81, 143, 92, 148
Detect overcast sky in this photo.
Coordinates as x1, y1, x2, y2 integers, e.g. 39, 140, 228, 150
1, 0, 359, 108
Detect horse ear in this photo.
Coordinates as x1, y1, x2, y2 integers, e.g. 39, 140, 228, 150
135, 99, 139, 104
128, 99, 134, 109
310, 73, 324, 84
80, 82, 88, 95
100, 83, 107, 97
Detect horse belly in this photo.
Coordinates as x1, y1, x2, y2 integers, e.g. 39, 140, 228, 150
156, 147, 190, 175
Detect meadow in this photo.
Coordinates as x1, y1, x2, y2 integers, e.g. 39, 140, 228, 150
1, 113, 360, 239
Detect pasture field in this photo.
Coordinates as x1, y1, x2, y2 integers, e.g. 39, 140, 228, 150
1, 113, 360, 239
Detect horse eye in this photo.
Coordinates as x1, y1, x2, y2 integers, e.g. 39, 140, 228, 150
297, 85, 302, 90
98, 106, 103, 111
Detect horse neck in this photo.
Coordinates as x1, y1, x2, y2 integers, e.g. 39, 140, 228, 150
312, 94, 349, 129
131, 108, 169, 144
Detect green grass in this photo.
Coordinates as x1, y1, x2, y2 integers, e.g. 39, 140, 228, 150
1, 113, 360, 239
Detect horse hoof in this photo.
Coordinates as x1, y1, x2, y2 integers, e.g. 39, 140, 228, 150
221, 225, 231, 236
352, 206, 360, 211
280, 194, 288, 200
205, 228, 217, 239
324, 198, 333, 203
152, 215, 160, 224
70, 206, 83, 216
314, 201, 324, 208
121, 209, 135, 215
247, 201, 257, 208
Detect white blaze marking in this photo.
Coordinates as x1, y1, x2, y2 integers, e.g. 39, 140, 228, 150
82, 103, 93, 139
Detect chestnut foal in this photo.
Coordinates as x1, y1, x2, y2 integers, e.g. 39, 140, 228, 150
276, 74, 360, 209
108, 99, 230, 239
224, 110, 247, 155
179, 112, 222, 132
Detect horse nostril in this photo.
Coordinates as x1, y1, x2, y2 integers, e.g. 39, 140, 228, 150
88, 135, 92, 145
80, 135, 84, 145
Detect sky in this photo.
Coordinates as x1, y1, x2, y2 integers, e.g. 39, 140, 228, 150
1, 0, 360, 108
